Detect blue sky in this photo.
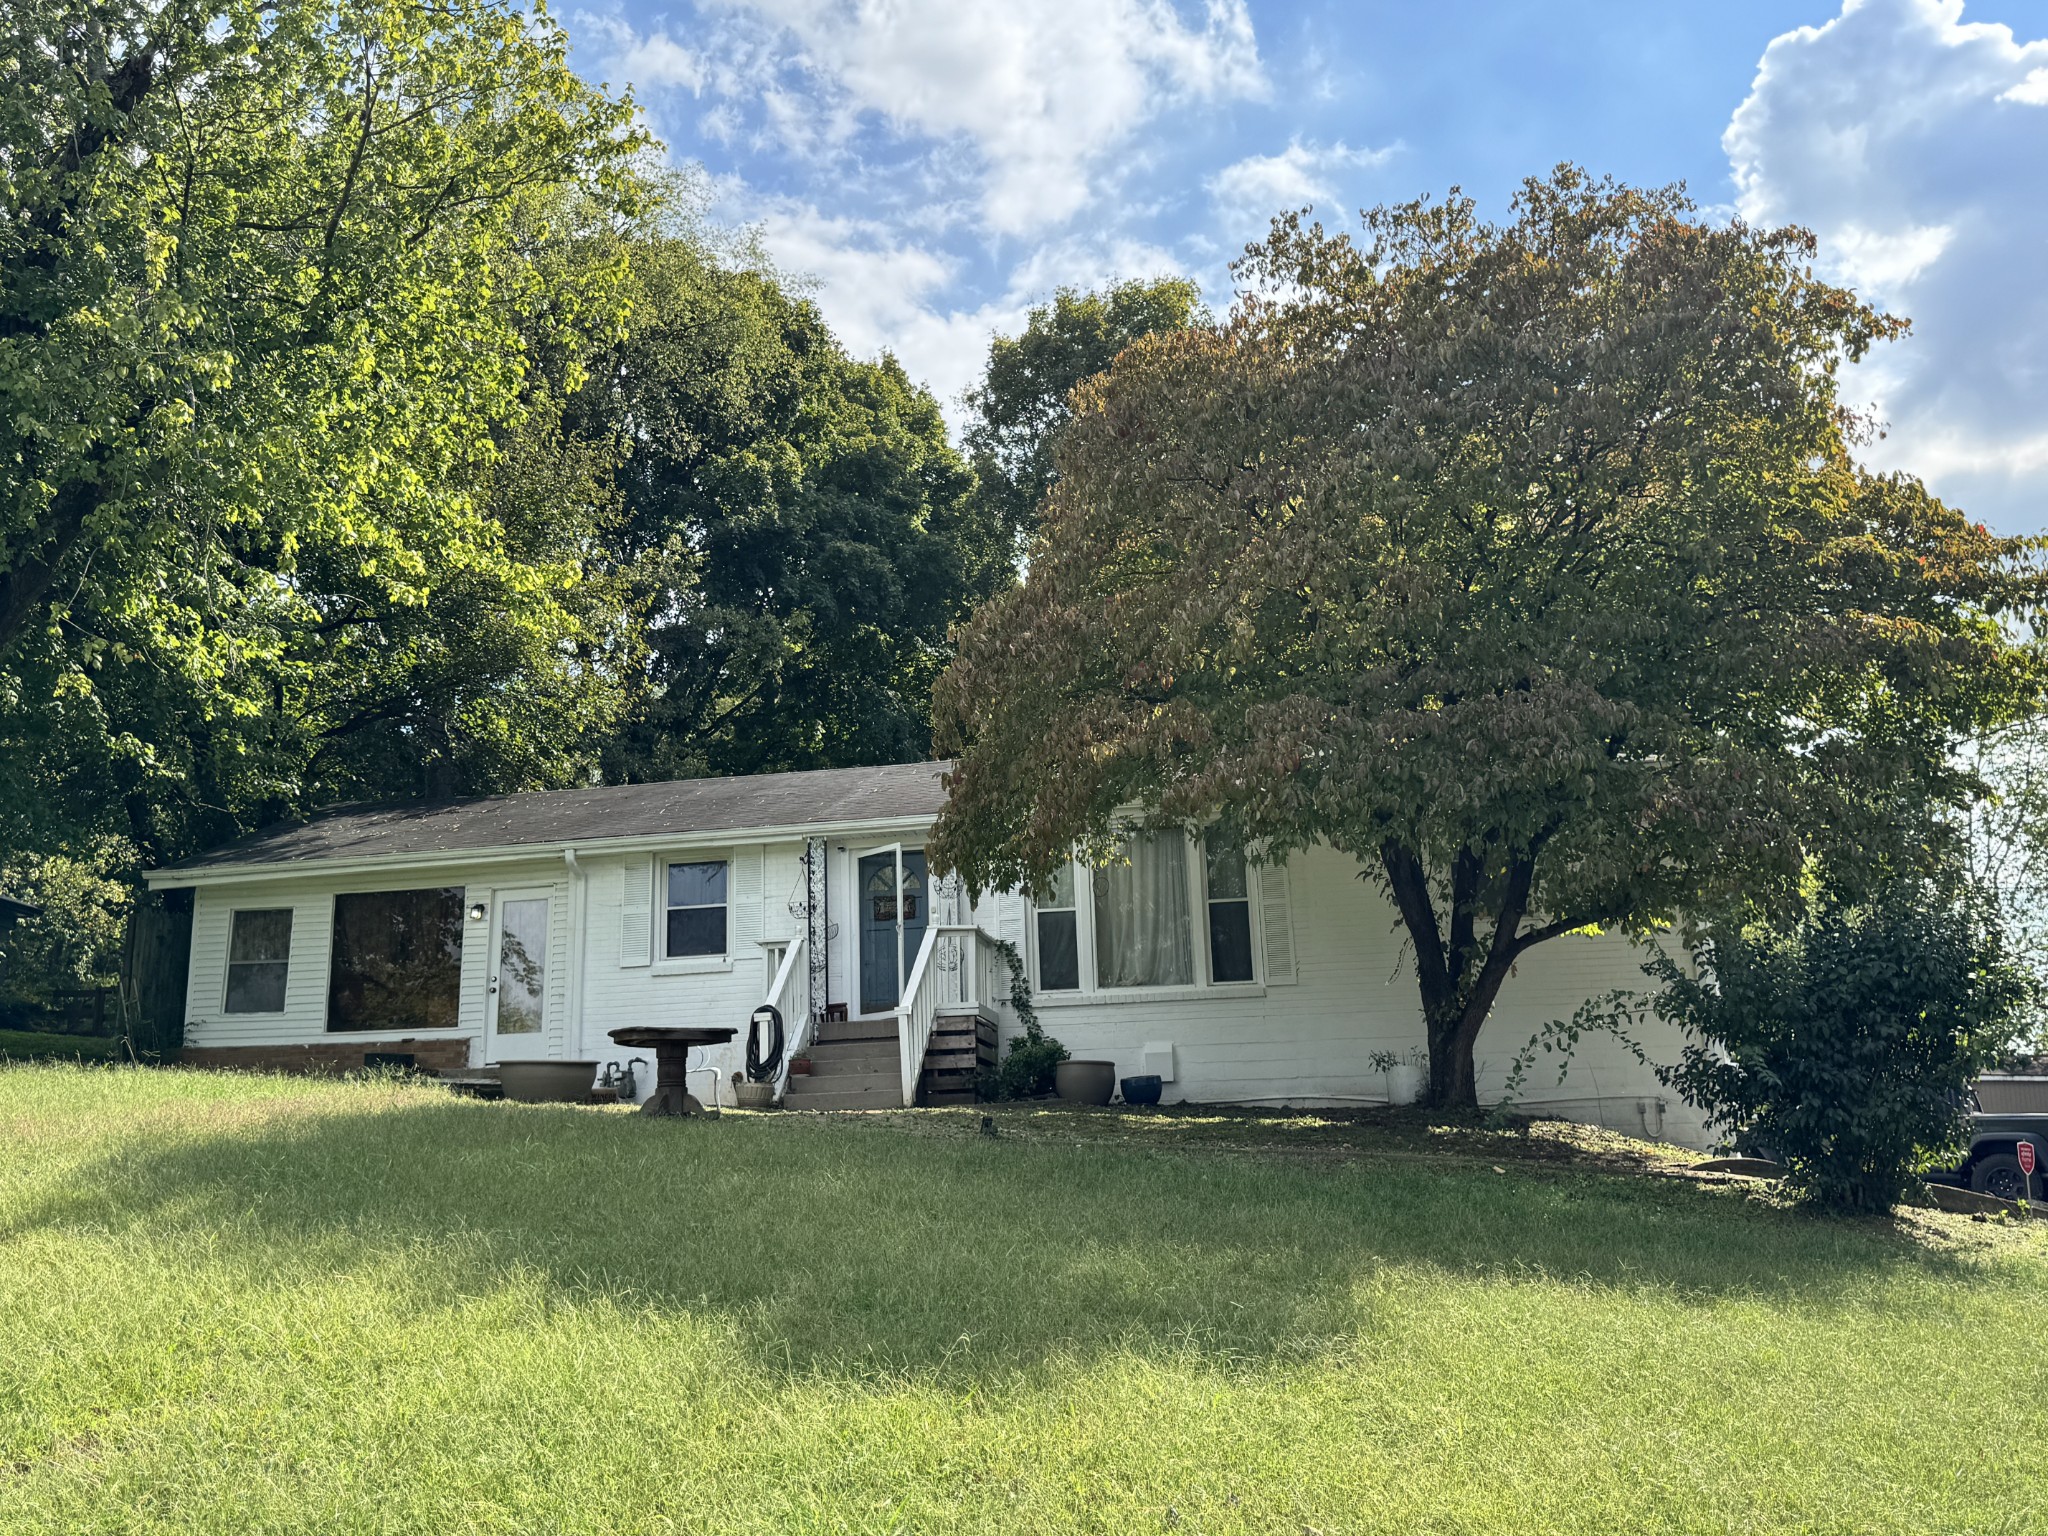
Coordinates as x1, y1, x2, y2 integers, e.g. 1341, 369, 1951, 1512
564, 0, 2048, 533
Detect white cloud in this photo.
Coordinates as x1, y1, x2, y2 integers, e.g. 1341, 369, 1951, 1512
1725, 0, 2048, 531
618, 31, 704, 91
1206, 137, 1398, 239
1827, 221, 1956, 292
744, 200, 1014, 409
698, 0, 1268, 235
574, 2, 1255, 428
744, 198, 1197, 415
575, 13, 706, 92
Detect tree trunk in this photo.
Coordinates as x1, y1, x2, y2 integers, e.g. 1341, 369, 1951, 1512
0, 474, 102, 659
1422, 968, 1518, 1107
1380, 837, 1536, 1110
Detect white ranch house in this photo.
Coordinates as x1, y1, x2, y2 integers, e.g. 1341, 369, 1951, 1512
145, 762, 1710, 1145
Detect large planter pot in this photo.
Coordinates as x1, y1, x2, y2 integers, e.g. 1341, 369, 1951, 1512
733, 1080, 778, 1110
1055, 1059, 1116, 1106
497, 1060, 600, 1104
1384, 1063, 1424, 1107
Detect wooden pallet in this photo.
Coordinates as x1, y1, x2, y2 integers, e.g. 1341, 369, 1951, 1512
919, 1011, 998, 1106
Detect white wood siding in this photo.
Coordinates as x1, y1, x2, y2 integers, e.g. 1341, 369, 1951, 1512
175, 832, 1707, 1143
990, 843, 1707, 1145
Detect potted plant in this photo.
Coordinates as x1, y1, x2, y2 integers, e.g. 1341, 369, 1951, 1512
1372, 1049, 1425, 1107
788, 1052, 813, 1077
976, 940, 1071, 1102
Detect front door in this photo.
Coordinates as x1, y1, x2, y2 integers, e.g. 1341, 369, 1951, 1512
857, 849, 928, 1014
486, 888, 551, 1061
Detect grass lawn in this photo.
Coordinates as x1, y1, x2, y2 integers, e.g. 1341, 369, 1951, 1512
0, 1028, 123, 1062
2, 1068, 2043, 1535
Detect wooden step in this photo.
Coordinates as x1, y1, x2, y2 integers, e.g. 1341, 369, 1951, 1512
804, 1048, 898, 1077
813, 1016, 900, 1045
786, 1065, 897, 1090
782, 1079, 904, 1111
805, 1036, 896, 1057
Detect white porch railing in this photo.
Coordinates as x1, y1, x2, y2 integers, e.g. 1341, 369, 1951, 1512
761, 934, 810, 1102
895, 923, 1003, 1104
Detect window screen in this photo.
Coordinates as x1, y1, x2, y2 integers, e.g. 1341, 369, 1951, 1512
1033, 863, 1080, 992
225, 909, 292, 1014
665, 860, 729, 958
1204, 838, 1256, 984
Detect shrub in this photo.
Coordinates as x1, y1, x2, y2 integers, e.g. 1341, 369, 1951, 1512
977, 937, 1069, 1100
1653, 879, 2034, 1213
982, 1023, 1069, 1101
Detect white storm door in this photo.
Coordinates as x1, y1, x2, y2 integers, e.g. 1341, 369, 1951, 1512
486, 888, 552, 1061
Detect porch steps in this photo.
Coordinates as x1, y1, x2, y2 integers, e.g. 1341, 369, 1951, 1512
783, 1016, 899, 1110
782, 1008, 998, 1109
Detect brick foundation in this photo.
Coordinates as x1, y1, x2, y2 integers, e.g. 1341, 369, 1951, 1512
180, 1037, 474, 1074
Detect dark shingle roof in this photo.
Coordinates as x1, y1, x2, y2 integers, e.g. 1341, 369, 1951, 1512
161, 762, 952, 874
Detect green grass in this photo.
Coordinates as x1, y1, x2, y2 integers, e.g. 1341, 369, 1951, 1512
0, 1028, 122, 1062
2, 1068, 2043, 1535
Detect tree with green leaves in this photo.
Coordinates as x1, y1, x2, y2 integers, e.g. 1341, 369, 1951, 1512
1651, 875, 2034, 1213
582, 231, 1006, 780
964, 278, 1206, 557
0, 0, 646, 865
931, 169, 2046, 1108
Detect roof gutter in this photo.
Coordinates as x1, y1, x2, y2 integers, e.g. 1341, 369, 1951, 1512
142, 812, 940, 890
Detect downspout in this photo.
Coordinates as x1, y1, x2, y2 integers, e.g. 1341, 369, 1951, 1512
563, 847, 587, 1056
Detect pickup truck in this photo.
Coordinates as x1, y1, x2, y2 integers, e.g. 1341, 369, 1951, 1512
1925, 1113, 2048, 1204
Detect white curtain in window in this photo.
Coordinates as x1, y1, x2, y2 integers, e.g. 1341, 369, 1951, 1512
1092, 831, 1193, 987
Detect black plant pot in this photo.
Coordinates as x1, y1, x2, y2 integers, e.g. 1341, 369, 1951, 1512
1120, 1074, 1163, 1106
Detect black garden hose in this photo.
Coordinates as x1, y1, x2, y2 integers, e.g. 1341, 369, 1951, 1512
745, 1004, 785, 1083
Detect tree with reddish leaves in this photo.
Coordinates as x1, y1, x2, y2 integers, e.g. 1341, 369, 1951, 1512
930, 168, 2045, 1108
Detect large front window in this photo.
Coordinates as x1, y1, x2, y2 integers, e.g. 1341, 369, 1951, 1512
326, 888, 464, 1032
1092, 831, 1194, 988
1029, 831, 1260, 993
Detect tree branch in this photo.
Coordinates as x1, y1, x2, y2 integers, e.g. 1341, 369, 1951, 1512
1380, 838, 1453, 1017
1511, 894, 1635, 957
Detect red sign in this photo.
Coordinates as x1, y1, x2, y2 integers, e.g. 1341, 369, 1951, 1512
2021, 1141, 2038, 1178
